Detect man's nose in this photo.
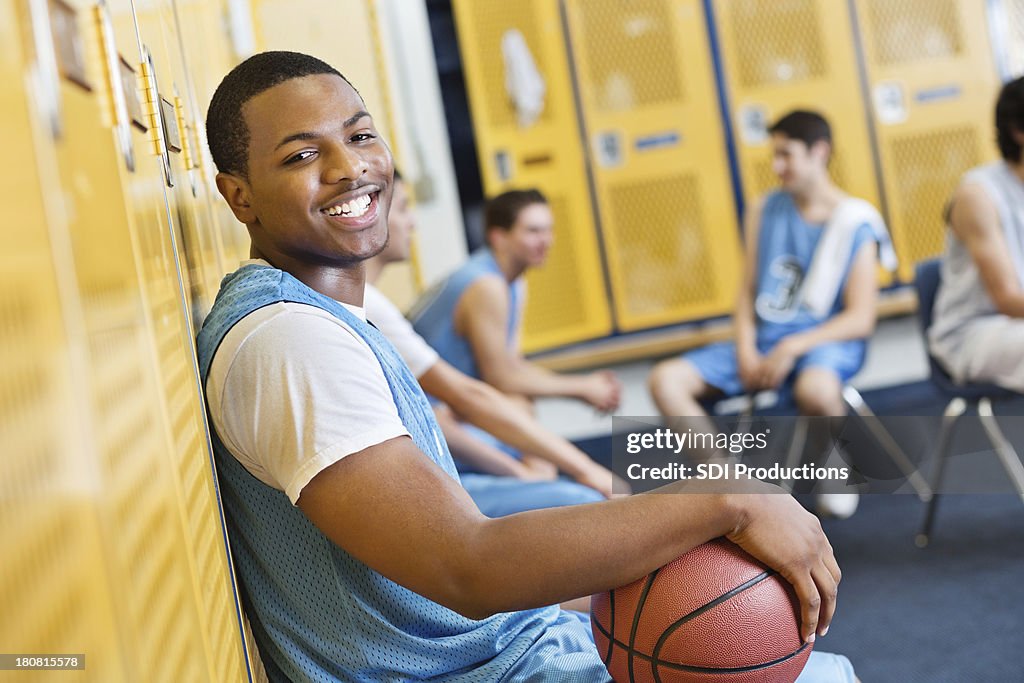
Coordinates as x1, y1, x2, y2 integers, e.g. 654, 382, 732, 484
322, 144, 368, 183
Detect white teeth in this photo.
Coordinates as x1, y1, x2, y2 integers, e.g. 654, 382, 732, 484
325, 194, 373, 218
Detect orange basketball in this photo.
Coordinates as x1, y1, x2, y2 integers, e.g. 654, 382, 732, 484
591, 538, 813, 682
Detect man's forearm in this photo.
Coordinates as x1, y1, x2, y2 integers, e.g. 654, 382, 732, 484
435, 407, 530, 477
785, 308, 875, 355
457, 486, 738, 617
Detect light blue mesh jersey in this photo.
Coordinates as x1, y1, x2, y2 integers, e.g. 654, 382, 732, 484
196, 264, 607, 682
753, 191, 876, 349
408, 248, 524, 381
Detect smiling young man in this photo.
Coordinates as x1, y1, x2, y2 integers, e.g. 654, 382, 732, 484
197, 52, 854, 682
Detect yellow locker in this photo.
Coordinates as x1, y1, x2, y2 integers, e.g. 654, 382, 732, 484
1, 2, 123, 680
452, 0, 613, 352
710, 0, 882, 214
853, 0, 1002, 282
563, 0, 742, 331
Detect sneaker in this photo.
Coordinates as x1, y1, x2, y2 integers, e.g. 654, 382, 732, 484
815, 493, 860, 520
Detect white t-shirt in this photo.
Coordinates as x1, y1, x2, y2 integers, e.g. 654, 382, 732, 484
364, 283, 439, 379
206, 261, 410, 504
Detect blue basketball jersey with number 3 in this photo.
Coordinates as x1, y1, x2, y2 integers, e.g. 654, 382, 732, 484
753, 191, 875, 347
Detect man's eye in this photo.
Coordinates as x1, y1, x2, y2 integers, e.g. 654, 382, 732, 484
351, 133, 376, 143
286, 150, 317, 164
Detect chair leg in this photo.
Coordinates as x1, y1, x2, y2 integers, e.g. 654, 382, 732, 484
978, 398, 1024, 504
916, 397, 967, 548
842, 386, 932, 502
781, 417, 809, 493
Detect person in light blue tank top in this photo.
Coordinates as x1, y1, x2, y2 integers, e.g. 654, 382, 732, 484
199, 53, 856, 683
928, 76, 1024, 393
650, 111, 883, 519
409, 190, 623, 473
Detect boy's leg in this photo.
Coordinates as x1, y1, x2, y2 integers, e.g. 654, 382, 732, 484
958, 316, 1024, 392
649, 343, 741, 463
792, 343, 864, 517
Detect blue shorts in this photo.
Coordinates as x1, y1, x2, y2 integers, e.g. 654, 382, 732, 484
684, 339, 866, 399
502, 610, 856, 682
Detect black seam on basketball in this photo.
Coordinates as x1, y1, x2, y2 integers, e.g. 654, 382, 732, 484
627, 568, 660, 683
602, 589, 616, 667
592, 619, 811, 674
652, 569, 774, 675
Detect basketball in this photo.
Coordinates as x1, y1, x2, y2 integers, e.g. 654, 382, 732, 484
591, 537, 813, 682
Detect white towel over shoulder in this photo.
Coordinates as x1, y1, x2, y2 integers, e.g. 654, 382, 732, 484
801, 198, 897, 320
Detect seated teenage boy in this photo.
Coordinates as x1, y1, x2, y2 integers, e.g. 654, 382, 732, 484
649, 110, 892, 519
363, 169, 612, 515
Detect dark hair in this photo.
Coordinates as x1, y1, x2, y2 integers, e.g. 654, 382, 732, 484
484, 189, 548, 233
768, 110, 833, 151
206, 51, 354, 177
996, 76, 1024, 162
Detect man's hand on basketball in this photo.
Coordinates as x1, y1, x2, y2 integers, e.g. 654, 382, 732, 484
724, 488, 841, 644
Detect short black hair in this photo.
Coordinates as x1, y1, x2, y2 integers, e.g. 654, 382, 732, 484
996, 76, 1024, 162
768, 110, 833, 151
484, 189, 548, 233
206, 51, 354, 177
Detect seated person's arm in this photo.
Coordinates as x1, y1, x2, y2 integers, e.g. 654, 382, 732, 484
735, 198, 765, 391
949, 182, 1024, 318
457, 276, 620, 410
421, 360, 620, 496
297, 434, 839, 643
432, 403, 539, 479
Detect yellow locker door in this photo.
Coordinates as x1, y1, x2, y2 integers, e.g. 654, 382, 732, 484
853, 0, 1002, 282
1, 2, 124, 680
452, 0, 613, 352
710, 0, 882, 212
564, 0, 742, 332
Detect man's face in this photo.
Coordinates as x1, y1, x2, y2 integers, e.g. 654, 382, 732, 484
382, 179, 416, 263
493, 202, 554, 269
771, 133, 829, 192
230, 73, 394, 267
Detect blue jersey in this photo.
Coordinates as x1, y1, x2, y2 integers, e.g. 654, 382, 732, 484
196, 264, 563, 682
409, 249, 524, 380
753, 191, 876, 347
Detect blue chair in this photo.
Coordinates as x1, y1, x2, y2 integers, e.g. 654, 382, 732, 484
913, 259, 1024, 547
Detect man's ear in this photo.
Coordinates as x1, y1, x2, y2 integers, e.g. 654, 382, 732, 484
215, 172, 257, 224
485, 226, 504, 252
1012, 125, 1024, 147
811, 139, 832, 166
